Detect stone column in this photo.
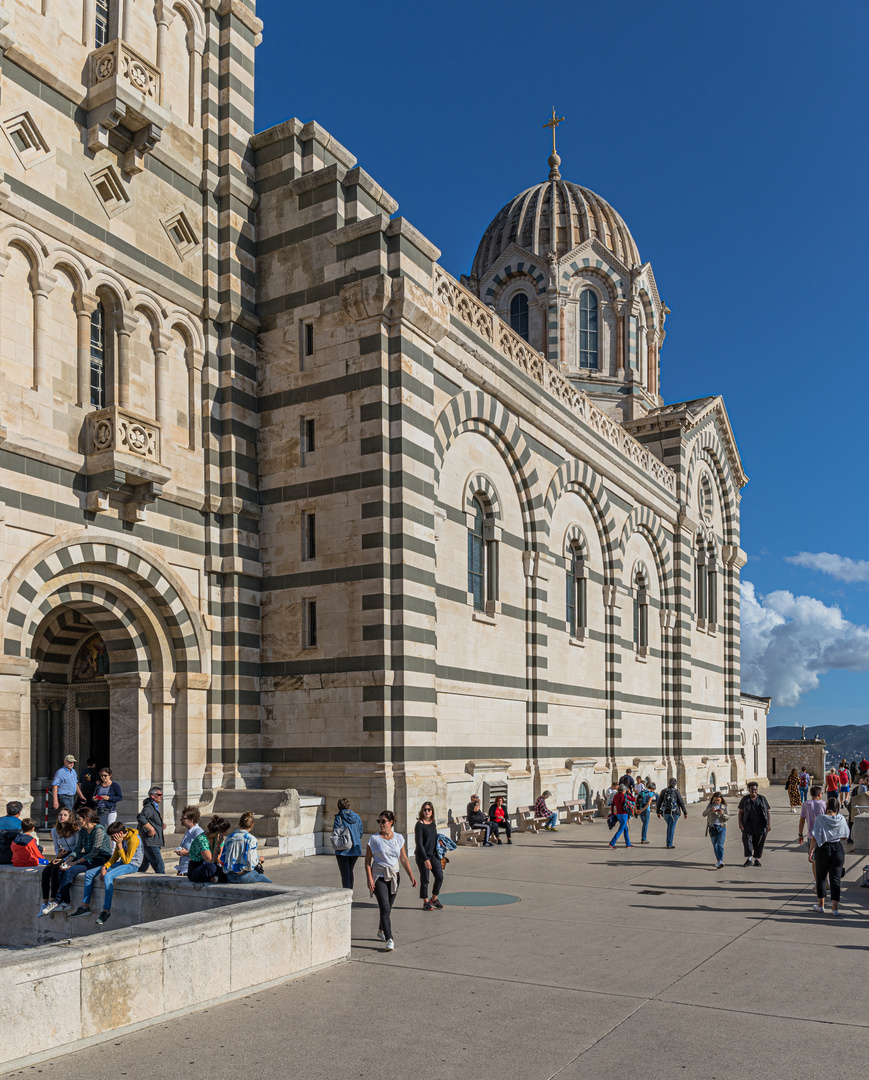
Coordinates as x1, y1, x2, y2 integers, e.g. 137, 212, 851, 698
152, 329, 173, 426
74, 291, 99, 408
114, 311, 137, 408
121, 0, 133, 42
173, 672, 211, 809
614, 301, 626, 378
186, 30, 205, 127
48, 701, 65, 773
148, 678, 176, 828
81, 0, 94, 46
35, 696, 50, 783
0, 658, 38, 813
42, 0, 54, 17
154, 1, 176, 73
29, 268, 57, 392
104, 672, 151, 819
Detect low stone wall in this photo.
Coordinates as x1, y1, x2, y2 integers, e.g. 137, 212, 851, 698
0, 869, 351, 1072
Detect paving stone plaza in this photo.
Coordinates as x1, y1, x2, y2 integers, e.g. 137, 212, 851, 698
25, 786, 867, 1080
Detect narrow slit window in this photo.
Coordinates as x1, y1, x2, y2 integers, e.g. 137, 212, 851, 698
304, 600, 317, 648
303, 512, 316, 561
90, 304, 106, 409
566, 545, 587, 636
633, 571, 648, 651
300, 321, 314, 368
468, 499, 485, 612
303, 417, 315, 454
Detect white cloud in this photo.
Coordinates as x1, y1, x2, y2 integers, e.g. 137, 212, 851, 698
740, 581, 869, 706
785, 551, 869, 583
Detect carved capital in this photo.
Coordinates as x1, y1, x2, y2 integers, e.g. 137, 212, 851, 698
74, 291, 100, 317
114, 310, 139, 336
29, 269, 57, 297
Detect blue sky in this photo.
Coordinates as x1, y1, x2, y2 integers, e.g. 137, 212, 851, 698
254, 1, 869, 728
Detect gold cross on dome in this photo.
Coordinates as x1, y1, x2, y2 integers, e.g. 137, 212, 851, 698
543, 107, 565, 155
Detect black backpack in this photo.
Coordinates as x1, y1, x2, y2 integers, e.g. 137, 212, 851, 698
659, 788, 678, 814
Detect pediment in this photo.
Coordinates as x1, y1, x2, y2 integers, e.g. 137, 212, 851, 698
480, 242, 548, 299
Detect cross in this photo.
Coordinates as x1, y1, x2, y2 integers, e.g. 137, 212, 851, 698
543, 107, 565, 155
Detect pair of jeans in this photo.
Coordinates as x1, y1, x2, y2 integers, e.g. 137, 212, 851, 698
541, 812, 558, 829
662, 812, 679, 846
742, 829, 766, 860
610, 813, 632, 846
373, 873, 399, 940
57, 858, 104, 904
709, 826, 726, 862
416, 855, 444, 899
226, 869, 272, 884
137, 846, 165, 874
814, 842, 845, 903
82, 861, 139, 910
799, 786, 809, 802
56, 794, 75, 813
336, 854, 358, 890
640, 808, 652, 841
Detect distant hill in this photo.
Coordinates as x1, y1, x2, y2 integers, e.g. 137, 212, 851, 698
767, 724, 869, 764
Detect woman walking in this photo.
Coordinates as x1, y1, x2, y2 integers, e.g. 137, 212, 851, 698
38, 807, 78, 916
187, 815, 231, 885
414, 801, 444, 911
365, 810, 416, 951
609, 784, 635, 849
702, 791, 729, 868
809, 798, 849, 915
785, 769, 802, 813
331, 798, 364, 890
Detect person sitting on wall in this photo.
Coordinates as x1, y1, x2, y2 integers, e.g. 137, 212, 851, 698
535, 790, 559, 831
488, 795, 512, 844
174, 806, 205, 876
51, 807, 113, 913
466, 795, 495, 846
38, 807, 79, 917
73, 820, 145, 925
0, 801, 24, 866
11, 818, 43, 866
220, 813, 273, 884
187, 815, 231, 885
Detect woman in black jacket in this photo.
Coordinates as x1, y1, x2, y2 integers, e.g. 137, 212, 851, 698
414, 801, 444, 911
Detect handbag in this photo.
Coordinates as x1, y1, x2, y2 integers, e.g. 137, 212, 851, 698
330, 824, 353, 851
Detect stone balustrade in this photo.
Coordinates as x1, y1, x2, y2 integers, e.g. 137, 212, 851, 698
87, 404, 162, 463
434, 267, 676, 493
90, 39, 162, 104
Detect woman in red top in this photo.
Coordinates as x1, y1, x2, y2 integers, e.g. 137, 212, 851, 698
826, 769, 841, 797
488, 795, 512, 845
609, 785, 636, 849
838, 763, 850, 804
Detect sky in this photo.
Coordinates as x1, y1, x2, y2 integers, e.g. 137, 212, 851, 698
254, 1, 869, 729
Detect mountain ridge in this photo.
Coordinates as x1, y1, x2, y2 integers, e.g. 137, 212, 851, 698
767, 724, 869, 764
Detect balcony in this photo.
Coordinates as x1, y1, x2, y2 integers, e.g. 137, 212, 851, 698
84, 406, 170, 521
85, 40, 168, 174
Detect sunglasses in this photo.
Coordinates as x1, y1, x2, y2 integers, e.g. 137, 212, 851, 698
377, 818, 391, 824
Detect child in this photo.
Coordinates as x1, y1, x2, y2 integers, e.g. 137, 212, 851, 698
11, 818, 43, 867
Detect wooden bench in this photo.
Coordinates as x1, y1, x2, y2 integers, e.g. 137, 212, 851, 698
516, 805, 556, 833
564, 801, 597, 824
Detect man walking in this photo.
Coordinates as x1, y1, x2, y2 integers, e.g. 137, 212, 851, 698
618, 768, 636, 791
738, 781, 771, 867
136, 787, 165, 873
51, 754, 83, 813
656, 779, 688, 848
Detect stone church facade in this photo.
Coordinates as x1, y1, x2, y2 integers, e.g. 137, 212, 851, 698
0, 0, 759, 832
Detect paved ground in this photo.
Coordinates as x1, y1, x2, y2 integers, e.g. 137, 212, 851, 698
11, 788, 868, 1080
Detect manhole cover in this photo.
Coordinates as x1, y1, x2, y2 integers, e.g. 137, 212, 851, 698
439, 891, 521, 907
638, 889, 665, 895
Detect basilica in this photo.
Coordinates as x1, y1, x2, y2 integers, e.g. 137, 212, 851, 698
0, 0, 766, 832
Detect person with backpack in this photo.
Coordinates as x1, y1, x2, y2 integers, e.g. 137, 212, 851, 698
798, 767, 811, 803
608, 785, 635, 849
636, 782, 657, 844
414, 801, 444, 910
331, 798, 364, 889
809, 798, 849, 915
220, 813, 272, 884
737, 782, 771, 867
702, 792, 729, 868
187, 815, 230, 885
656, 779, 688, 848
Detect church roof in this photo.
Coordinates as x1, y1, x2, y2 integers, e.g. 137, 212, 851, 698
471, 179, 640, 281
644, 396, 718, 422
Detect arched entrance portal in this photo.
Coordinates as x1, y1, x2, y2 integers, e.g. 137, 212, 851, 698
1, 538, 210, 826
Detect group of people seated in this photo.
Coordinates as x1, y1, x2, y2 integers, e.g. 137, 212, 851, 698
465, 794, 514, 845
0, 797, 272, 928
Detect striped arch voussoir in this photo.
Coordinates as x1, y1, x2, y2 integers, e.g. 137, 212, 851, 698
465, 474, 502, 522
615, 505, 672, 601
484, 263, 547, 301
542, 458, 616, 573
685, 424, 736, 543
3, 541, 201, 672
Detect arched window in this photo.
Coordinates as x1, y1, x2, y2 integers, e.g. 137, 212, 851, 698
753, 733, 759, 777
510, 293, 529, 341
467, 497, 499, 614
699, 474, 713, 521
90, 303, 106, 409
95, 0, 111, 48
577, 781, 591, 809
706, 542, 718, 627
579, 289, 599, 370
633, 568, 648, 653
565, 543, 587, 638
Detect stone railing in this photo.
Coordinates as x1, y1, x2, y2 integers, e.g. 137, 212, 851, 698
434, 267, 676, 493
87, 405, 161, 463
90, 39, 162, 104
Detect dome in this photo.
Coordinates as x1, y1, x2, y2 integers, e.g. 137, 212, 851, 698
471, 178, 640, 281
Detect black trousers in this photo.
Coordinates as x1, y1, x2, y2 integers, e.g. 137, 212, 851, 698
742, 829, 766, 859
41, 862, 63, 900
416, 854, 444, 899
187, 861, 227, 884
815, 842, 845, 903
373, 874, 399, 940
490, 820, 512, 839
336, 854, 358, 889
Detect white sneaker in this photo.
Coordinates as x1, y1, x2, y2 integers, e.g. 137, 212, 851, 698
55, 902, 70, 912
376, 930, 386, 942
39, 900, 57, 917
385, 938, 395, 950
812, 903, 825, 912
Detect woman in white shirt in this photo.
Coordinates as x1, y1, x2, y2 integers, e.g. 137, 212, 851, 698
364, 810, 416, 951
809, 798, 850, 915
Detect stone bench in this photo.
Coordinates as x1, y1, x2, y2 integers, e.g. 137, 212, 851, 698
516, 806, 556, 833
456, 815, 489, 846
565, 802, 597, 824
